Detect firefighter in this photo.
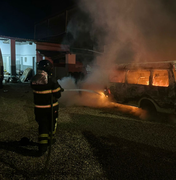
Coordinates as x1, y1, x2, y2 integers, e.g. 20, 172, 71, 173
30, 60, 64, 156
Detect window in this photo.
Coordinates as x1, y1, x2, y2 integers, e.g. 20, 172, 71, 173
152, 70, 169, 87
173, 70, 176, 82
25, 57, 27, 62
127, 70, 150, 85
109, 70, 126, 83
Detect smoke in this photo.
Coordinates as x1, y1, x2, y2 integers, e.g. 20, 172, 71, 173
58, 77, 78, 106
57, 76, 145, 119
67, 0, 176, 94
57, 76, 107, 106
58, 0, 176, 119
78, 0, 176, 62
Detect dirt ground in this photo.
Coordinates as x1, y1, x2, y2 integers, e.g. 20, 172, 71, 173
0, 83, 176, 180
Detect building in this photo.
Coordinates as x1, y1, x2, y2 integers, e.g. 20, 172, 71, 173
0, 35, 71, 80
0, 3, 100, 83
34, 4, 100, 81
0, 36, 37, 76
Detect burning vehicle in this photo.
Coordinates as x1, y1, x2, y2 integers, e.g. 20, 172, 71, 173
104, 61, 176, 114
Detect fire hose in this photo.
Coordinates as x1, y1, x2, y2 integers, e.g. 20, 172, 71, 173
63, 88, 101, 95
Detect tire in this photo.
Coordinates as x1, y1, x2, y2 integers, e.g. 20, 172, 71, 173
140, 100, 158, 122
140, 100, 156, 112
140, 100, 157, 120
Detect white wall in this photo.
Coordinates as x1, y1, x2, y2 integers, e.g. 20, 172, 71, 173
0, 40, 11, 73
16, 42, 36, 73
0, 40, 10, 54
0, 40, 37, 74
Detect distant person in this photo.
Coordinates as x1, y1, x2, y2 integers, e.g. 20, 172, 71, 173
30, 60, 64, 156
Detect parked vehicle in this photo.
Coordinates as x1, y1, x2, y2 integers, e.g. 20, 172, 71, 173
3, 71, 11, 82
20, 68, 33, 83
0, 48, 3, 88
104, 61, 176, 114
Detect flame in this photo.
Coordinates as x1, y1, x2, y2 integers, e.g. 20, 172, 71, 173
99, 91, 108, 98
109, 69, 169, 87
95, 92, 147, 119
152, 79, 169, 87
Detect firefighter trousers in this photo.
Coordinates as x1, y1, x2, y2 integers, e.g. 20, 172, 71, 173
34, 105, 59, 152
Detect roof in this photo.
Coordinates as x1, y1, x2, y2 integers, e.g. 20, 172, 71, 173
0, 35, 35, 42
116, 61, 176, 70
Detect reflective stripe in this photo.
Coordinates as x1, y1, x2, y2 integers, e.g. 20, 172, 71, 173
39, 134, 49, 138
39, 140, 48, 144
35, 102, 58, 108
33, 89, 52, 94
52, 87, 61, 93
33, 87, 61, 94
53, 121, 58, 134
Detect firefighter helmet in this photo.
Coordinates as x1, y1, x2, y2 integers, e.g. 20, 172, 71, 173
37, 60, 53, 73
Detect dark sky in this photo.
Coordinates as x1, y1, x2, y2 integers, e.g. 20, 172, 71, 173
0, 0, 75, 39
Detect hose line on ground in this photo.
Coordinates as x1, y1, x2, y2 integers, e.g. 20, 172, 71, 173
64, 89, 101, 95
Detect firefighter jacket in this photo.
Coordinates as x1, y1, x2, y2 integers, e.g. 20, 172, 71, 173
30, 70, 62, 109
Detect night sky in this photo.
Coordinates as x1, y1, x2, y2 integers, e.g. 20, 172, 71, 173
0, 0, 76, 39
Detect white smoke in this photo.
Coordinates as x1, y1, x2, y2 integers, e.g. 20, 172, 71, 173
77, 0, 176, 92
58, 77, 79, 106
79, 0, 176, 62
58, 0, 176, 110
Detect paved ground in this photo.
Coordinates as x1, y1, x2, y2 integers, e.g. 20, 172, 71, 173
0, 83, 176, 180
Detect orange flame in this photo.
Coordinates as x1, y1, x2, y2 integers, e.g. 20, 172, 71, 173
109, 69, 169, 87
94, 92, 148, 119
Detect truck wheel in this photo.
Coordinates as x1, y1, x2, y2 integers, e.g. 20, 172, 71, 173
140, 100, 158, 120
140, 100, 157, 114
